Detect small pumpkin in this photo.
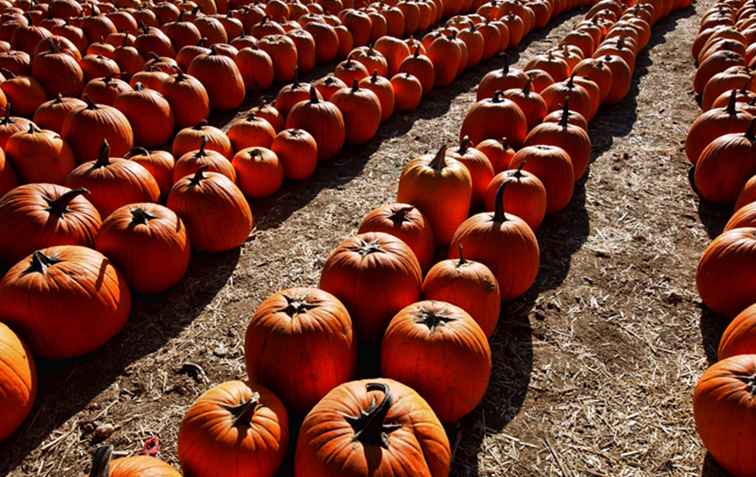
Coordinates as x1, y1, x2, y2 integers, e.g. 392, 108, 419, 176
125, 147, 175, 198
0, 321, 36, 442
381, 300, 491, 422
275, 79, 320, 118
235, 45, 274, 92
448, 135, 495, 206
82, 76, 132, 107
0, 245, 130, 358
162, 70, 210, 129
227, 113, 276, 151
32, 94, 85, 133
475, 137, 516, 173
232, 146, 284, 198
484, 164, 547, 231
359, 71, 395, 122
476, 58, 528, 100
271, 128, 318, 181
172, 121, 232, 159
509, 144, 574, 214
460, 91, 528, 146
524, 105, 592, 180
391, 72, 423, 112
398, 46, 435, 94
174, 136, 237, 184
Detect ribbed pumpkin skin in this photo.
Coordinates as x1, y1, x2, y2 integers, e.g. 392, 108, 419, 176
524, 120, 592, 181
95, 203, 190, 294
509, 145, 574, 214
61, 102, 134, 163
188, 51, 246, 111
726, 202, 756, 231
0, 245, 131, 358
114, 85, 174, 147
5, 125, 75, 184
105, 455, 182, 477
381, 301, 491, 422
718, 303, 756, 360
695, 131, 756, 204
483, 169, 547, 232
397, 149, 472, 246
358, 203, 435, 272
167, 170, 253, 253
244, 287, 356, 414
459, 94, 528, 146
422, 256, 500, 337
693, 355, 756, 477
319, 232, 422, 341
295, 378, 451, 477
0, 149, 16, 197
697, 227, 756, 317
0, 184, 102, 263
178, 380, 289, 477
735, 175, 756, 211
0, 322, 36, 442
285, 92, 346, 161
685, 103, 753, 165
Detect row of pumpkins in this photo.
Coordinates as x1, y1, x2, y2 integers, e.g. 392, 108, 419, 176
685, 0, 756, 475
0, 0, 590, 458
56, 0, 690, 475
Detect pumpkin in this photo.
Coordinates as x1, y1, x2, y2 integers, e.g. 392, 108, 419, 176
736, 174, 756, 211
62, 98, 134, 163
330, 80, 382, 144
0, 245, 130, 358
449, 180, 540, 300
84, 445, 181, 477
422, 246, 500, 336
460, 91, 528, 146
687, 91, 754, 165
178, 380, 289, 477
476, 137, 516, 173
313, 74, 347, 101
0, 321, 36, 442
525, 51, 569, 82
275, 79, 320, 118
235, 45, 274, 92
349, 45, 389, 77
82, 77, 132, 107
542, 100, 589, 130
572, 58, 613, 104
32, 94, 84, 134
114, 83, 173, 148
448, 135, 495, 206
391, 72, 423, 112
524, 107, 591, 180
427, 33, 460, 87
174, 136, 236, 184
381, 300, 491, 422
702, 67, 754, 111
7, 123, 73, 185
0, 184, 101, 263
693, 354, 756, 477
397, 146, 472, 246
295, 379, 451, 477
161, 71, 210, 129
358, 203, 435, 272
167, 167, 253, 253
540, 74, 594, 120
525, 68, 556, 94
398, 47, 435, 94
81, 54, 120, 81
228, 113, 276, 151
0, 51, 30, 76
359, 72, 395, 122
95, 203, 190, 294
600, 54, 632, 104
697, 227, 756, 316
285, 86, 346, 161
30, 37, 84, 97
0, 145, 16, 196
374, 35, 411, 74
271, 128, 317, 181
125, 148, 175, 198
319, 232, 422, 340
334, 57, 369, 85
172, 121, 232, 159
717, 303, 756, 359
509, 144, 573, 214
0, 71, 46, 117
188, 47, 245, 111
484, 164, 547, 231
501, 79, 547, 128
244, 287, 356, 414
695, 123, 756, 204
258, 34, 298, 82
232, 146, 284, 198
303, 21, 339, 63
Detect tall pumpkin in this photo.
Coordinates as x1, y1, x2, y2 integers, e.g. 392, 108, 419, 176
0, 184, 101, 263
188, 46, 246, 111
397, 146, 472, 246
244, 287, 356, 414
61, 97, 134, 163
319, 232, 422, 341
330, 80, 382, 145
285, 86, 346, 161
295, 379, 451, 477
178, 380, 289, 477
113, 82, 174, 147
0, 321, 36, 442
95, 203, 190, 294
381, 300, 491, 422
0, 245, 131, 358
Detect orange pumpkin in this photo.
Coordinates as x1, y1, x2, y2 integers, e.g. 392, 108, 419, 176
484, 165, 547, 231
84, 446, 181, 477
718, 303, 756, 359
82, 76, 132, 107
460, 91, 528, 146
232, 146, 284, 198
271, 128, 318, 181
174, 136, 237, 184
32, 94, 85, 133
125, 148, 175, 198
524, 109, 592, 180
5, 123, 74, 184
114, 82, 174, 147
161, 71, 210, 129
188, 47, 246, 111
331, 80, 382, 144
695, 124, 756, 204
285, 86, 346, 160
391, 72, 423, 111
227, 113, 276, 151
359, 71, 395, 122
62, 98, 134, 163
0, 321, 36, 442
172, 121, 233, 159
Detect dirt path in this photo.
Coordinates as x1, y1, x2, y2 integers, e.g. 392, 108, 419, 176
0, 2, 727, 476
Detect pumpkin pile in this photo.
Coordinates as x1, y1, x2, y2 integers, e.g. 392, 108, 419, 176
683, 0, 756, 474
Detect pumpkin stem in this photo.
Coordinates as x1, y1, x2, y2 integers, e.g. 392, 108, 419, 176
371, 70, 378, 82
125, 147, 150, 158
522, 78, 532, 96
0, 68, 15, 79
491, 90, 504, 102
413, 45, 420, 58
88, 446, 113, 477
281, 294, 318, 316
24, 250, 62, 275
514, 159, 527, 178
389, 205, 413, 226
457, 244, 466, 266
83, 95, 97, 110
225, 393, 262, 427
345, 382, 401, 449
559, 96, 570, 128
746, 118, 756, 141
416, 307, 455, 330
134, 81, 144, 91
492, 180, 508, 223
502, 53, 509, 73
192, 119, 208, 130
727, 88, 738, 116
195, 135, 208, 157
26, 122, 40, 134
47, 187, 89, 216
428, 145, 448, 172
94, 141, 111, 167
458, 135, 472, 154
351, 79, 359, 92
189, 165, 208, 186
309, 85, 319, 103
129, 207, 156, 226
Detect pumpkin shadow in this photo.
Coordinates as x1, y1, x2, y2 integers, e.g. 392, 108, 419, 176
0, 248, 239, 475
698, 305, 729, 365
702, 453, 731, 477
696, 197, 730, 239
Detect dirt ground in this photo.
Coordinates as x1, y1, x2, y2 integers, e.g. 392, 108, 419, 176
0, 1, 736, 475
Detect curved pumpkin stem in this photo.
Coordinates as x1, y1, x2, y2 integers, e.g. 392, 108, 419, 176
351, 79, 359, 92
88, 446, 113, 477
457, 244, 467, 266
559, 96, 571, 129
428, 145, 448, 172
24, 250, 61, 275
83, 95, 98, 110
492, 180, 508, 223
225, 392, 262, 427
26, 122, 40, 134
522, 78, 532, 96
195, 135, 209, 157
129, 207, 156, 226
727, 88, 738, 117
345, 382, 401, 449
389, 204, 413, 227
94, 140, 111, 167
189, 165, 209, 186
309, 85, 319, 103
458, 135, 472, 155
371, 70, 379, 83
125, 147, 150, 158
47, 188, 89, 216
413, 45, 420, 58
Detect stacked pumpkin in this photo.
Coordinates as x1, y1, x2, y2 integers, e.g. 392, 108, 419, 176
681, 1, 756, 475
169, 1, 691, 477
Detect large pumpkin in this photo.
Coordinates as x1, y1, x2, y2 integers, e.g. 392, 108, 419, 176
0, 321, 36, 442
244, 287, 356, 414
381, 300, 491, 422
0, 184, 101, 263
697, 227, 756, 317
422, 246, 501, 336
95, 203, 190, 294
330, 80, 382, 145
447, 136, 495, 206
178, 380, 289, 477
167, 167, 253, 253
693, 354, 756, 477
114, 82, 174, 147
61, 98, 134, 163
65, 141, 160, 217
449, 181, 540, 300
285, 86, 346, 161
694, 125, 756, 204
188, 47, 246, 111
460, 91, 528, 146
0, 245, 130, 358
295, 379, 451, 477
85, 446, 181, 477
397, 146, 472, 246
5, 123, 75, 184
319, 232, 422, 341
